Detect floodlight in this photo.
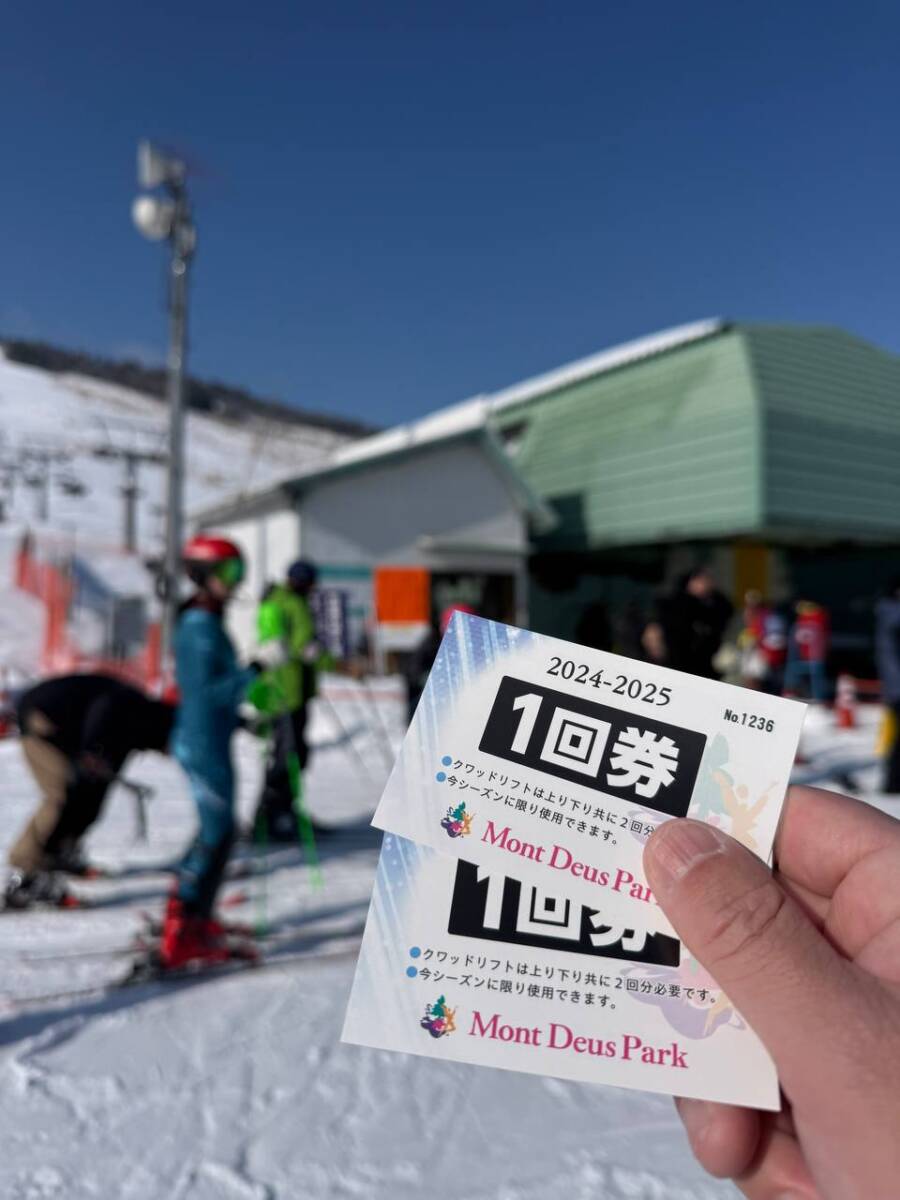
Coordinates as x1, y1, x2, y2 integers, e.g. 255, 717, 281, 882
137, 139, 184, 190
132, 195, 175, 241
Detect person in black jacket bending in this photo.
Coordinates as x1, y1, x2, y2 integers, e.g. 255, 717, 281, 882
4, 673, 175, 909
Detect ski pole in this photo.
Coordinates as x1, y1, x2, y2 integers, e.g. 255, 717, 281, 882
318, 691, 372, 782
263, 670, 323, 889
358, 676, 397, 772
114, 777, 156, 843
253, 729, 271, 937
277, 701, 322, 889
287, 742, 322, 889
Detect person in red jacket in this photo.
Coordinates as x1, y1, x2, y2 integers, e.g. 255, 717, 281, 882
784, 599, 829, 701
740, 591, 788, 693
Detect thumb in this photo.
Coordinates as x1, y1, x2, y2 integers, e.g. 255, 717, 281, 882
643, 819, 858, 1091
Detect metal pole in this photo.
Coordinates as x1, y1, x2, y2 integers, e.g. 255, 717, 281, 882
123, 453, 138, 553
160, 183, 193, 661
35, 454, 50, 523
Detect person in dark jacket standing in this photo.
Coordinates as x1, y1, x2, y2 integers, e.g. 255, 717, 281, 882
161, 535, 261, 969
4, 674, 175, 909
875, 579, 900, 793
656, 567, 733, 678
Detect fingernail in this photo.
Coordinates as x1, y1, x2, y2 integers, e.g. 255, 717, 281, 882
647, 820, 727, 891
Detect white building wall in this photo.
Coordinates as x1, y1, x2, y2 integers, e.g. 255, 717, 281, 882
204, 440, 531, 656
300, 441, 527, 567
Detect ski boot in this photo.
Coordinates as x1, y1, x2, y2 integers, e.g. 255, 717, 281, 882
159, 897, 258, 970
257, 810, 335, 844
50, 841, 104, 880
266, 811, 298, 844
3, 869, 78, 911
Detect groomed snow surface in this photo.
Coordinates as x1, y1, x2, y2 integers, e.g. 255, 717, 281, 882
0, 673, 893, 1199
0, 680, 736, 1200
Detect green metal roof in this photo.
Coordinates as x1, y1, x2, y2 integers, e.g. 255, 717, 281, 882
748, 325, 900, 540
493, 324, 900, 550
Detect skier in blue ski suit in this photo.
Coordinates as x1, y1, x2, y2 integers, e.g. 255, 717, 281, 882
162, 535, 263, 968
172, 600, 255, 910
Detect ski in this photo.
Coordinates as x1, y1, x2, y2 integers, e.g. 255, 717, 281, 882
118, 944, 260, 987
50, 845, 304, 884
12, 909, 362, 965
1, 894, 87, 914
13, 912, 251, 965
3, 932, 362, 1011
15, 934, 154, 964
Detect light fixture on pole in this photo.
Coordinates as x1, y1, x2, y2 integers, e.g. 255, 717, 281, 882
132, 139, 196, 665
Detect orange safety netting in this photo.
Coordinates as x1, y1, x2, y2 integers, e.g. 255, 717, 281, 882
13, 534, 163, 690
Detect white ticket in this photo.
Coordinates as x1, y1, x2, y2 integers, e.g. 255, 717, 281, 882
342, 833, 780, 1110
373, 613, 806, 935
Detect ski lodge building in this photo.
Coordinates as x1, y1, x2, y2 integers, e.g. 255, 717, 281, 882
194, 319, 900, 671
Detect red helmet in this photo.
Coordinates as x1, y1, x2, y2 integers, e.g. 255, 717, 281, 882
182, 534, 245, 587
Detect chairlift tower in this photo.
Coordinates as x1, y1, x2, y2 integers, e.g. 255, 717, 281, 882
18, 445, 70, 523
91, 441, 167, 553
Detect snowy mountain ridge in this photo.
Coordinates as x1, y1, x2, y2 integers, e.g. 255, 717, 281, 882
0, 348, 358, 557
2, 337, 373, 436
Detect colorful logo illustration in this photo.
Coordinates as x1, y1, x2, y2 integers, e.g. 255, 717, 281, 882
420, 995, 457, 1039
440, 801, 473, 839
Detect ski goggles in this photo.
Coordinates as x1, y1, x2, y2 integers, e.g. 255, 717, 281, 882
213, 557, 245, 588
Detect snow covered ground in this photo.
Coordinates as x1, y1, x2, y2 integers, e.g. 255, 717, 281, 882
0, 636, 895, 1198
0, 679, 749, 1200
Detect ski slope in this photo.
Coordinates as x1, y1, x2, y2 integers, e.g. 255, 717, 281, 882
0, 350, 350, 554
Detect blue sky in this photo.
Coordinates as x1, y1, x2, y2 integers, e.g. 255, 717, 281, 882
2, 2, 898, 426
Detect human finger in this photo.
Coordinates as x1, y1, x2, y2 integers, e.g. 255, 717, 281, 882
674, 1096, 760, 1178
775, 786, 900, 898
734, 1123, 818, 1200
824, 843, 900, 967
644, 819, 858, 1091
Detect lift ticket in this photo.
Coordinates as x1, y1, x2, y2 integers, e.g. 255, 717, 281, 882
372, 613, 806, 936
342, 834, 781, 1109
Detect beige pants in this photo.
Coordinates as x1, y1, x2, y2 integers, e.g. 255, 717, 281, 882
8, 712, 71, 873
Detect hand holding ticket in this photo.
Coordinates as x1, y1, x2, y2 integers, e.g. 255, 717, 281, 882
343, 613, 811, 1111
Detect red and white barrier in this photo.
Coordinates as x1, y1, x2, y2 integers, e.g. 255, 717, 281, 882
834, 673, 857, 729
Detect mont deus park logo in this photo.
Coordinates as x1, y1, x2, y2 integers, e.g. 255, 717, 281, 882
440, 801, 473, 839
421, 995, 457, 1039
